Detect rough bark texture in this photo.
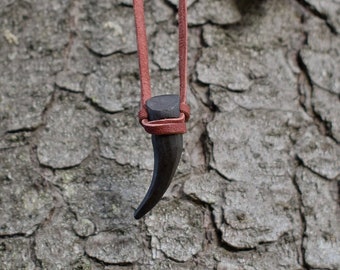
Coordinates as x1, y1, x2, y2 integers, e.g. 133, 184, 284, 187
0, 0, 339, 269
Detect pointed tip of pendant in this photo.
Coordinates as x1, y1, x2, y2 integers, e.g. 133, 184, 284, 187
133, 198, 156, 219
133, 210, 145, 220
133, 208, 146, 219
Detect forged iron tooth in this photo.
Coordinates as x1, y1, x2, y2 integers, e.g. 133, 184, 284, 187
134, 94, 183, 219
134, 134, 183, 219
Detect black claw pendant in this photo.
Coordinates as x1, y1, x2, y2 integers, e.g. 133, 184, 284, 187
134, 95, 183, 219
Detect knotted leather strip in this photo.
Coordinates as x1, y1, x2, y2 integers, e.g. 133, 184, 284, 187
141, 113, 187, 135
133, 0, 190, 135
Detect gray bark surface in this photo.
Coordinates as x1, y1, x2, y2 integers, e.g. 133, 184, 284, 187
0, 0, 339, 269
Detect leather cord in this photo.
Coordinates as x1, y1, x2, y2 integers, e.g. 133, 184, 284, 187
133, 0, 190, 135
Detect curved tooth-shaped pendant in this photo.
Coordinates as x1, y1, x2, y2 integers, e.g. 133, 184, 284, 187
134, 95, 183, 219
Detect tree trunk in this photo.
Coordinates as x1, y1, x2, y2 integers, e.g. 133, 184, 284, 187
0, 0, 339, 269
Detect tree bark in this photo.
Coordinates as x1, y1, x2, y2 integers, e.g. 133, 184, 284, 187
0, 0, 339, 269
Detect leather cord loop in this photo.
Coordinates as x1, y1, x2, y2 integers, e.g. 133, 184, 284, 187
138, 105, 148, 124
141, 113, 187, 135
133, 0, 190, 135
180, 102, 190, 121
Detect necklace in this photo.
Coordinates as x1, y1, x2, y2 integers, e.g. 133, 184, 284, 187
132, 0, 190, 219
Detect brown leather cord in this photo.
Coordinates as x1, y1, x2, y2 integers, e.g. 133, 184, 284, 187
133, 0, 190, 135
